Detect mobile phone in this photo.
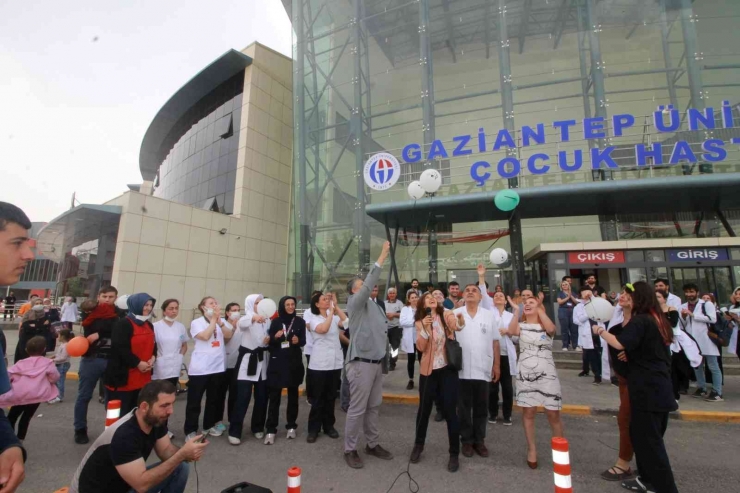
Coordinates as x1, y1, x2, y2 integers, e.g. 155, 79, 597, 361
195, 433, 208, 443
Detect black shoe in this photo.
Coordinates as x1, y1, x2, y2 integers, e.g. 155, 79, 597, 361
448, 455, 459, 473
410, 444, 423, 463
705, 390, 724, 402
306, 433, 318, 443
324, 428, 340, 439
389, 363, 396, 371
610, 377, 619, 387
578, 371, 590, 377
593, 377, 602, 385
691, 388, 708, 399
406, 380, 414, 390
74, 429, 89, 445
434, 410, 444, 422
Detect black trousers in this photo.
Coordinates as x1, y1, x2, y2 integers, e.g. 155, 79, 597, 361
266, 385, 299, 433
305, 355, 313, 399
228, 377, 268, 438
105, 388, 141, 418
3, 308, 13, 320
184, 372, 225, 435
388, 327, 402, 369
582, 348, 602, 377
7, 403, 40, 440
458, 379, 489, 445
489, 356, 513, 420
407, 350, 421, 380
630, 409, 678, 493
214, 367, 237, 424
307, 368, 340, 434
415, 366, 460, 456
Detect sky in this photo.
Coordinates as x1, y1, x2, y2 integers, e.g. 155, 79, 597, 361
0, 0, 293, 223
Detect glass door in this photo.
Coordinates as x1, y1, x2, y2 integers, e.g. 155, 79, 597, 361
670, 267, 733, 305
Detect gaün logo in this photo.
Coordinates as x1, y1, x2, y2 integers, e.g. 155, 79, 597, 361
364, 152, 400, 191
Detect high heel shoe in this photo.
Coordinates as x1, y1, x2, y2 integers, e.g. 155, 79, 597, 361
527, 460, 538, 469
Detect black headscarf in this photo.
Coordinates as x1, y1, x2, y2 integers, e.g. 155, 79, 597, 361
277, 296, 297, 325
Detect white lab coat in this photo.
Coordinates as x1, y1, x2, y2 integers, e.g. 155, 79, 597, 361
454, 306, 500, 381
399, 306, 417, 354
152, 319, 188, 380
491, 308, 517, 376
60, 302, 79, 323
680, 300, 719, 357
573, 303, 604, 350
666, 293, 682, 311
236, 295, 270, 381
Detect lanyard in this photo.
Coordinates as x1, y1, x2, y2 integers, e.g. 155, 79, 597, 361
284, 317, 296, 338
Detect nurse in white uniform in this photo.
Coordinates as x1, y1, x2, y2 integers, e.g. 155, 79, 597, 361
152, 299, 188, 385
400, 290, 420, 390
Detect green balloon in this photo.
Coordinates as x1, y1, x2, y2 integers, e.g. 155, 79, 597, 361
494, 189, 520, 212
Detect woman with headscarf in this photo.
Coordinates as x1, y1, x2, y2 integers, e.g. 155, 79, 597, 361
104, 293, 157, 416
14, 298, 50, 362
263, 296, 306, 444
228, 294, 271, 445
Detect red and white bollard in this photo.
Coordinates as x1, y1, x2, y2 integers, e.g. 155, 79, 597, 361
287, 466, 301, 493
552, 437, 573, 493
105, 400, 122, 429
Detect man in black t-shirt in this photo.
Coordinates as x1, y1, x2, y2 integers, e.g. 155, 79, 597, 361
584, 274, 607, 299
70, 380, 208, 493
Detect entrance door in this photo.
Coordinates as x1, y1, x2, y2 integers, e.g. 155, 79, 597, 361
670, 267, 733, 305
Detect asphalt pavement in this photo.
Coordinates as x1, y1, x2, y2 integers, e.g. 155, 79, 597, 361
17, 378, 740, 493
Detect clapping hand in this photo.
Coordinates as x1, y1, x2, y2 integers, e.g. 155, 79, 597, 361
291, 335, 299, 345
275, 329, 285, 339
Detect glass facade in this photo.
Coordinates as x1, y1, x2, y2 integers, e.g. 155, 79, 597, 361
153, 72, 245, 214
289, 0, 740, 300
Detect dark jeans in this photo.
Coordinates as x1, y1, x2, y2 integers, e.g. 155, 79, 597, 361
415, 366, 460, 456
3, 308, 13, 320
304, 355, 312, 399
105, 388, 141, 417
458, 379, 489, 445
407, 350, 421, 380
184, 372, 225, 435
388, 327, 402, 368
7, 403, 40, 440
489, 356, 513, 420
215, 368, 237, 424
228, 378, 268, 438
630, 409, 678, 493
582, 347, 602, 378
127, 461, 189, 493
74, 356, 108, 431
307, 368, 340, 434
266, 385, 299, 433
558, 312, 578, 349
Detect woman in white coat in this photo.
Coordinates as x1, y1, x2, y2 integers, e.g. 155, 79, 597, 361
228, 294, 270, 445
152, 298, 188, 437
400, 290, 419, 390
60, 296, 79, 331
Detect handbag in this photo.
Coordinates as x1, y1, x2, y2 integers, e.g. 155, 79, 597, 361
444, 331, 463, 371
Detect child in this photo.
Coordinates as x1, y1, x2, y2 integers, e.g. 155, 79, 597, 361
0, 336, 60, 442
49, 329, 72, 403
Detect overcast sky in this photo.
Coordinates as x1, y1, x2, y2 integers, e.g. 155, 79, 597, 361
0, 0, 292, 223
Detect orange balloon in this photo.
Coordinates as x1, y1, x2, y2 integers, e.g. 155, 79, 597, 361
67, 336, 90, 357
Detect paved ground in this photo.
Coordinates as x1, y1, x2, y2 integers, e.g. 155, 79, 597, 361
19, 379, 740, 493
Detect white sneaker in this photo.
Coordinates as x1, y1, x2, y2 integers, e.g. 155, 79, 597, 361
562, 347, 568, 352
214, 422, 227, 433
575, 347, 583, 352
264, 433, 275, 445
208, 426, 223, 437
254, 432, 265, 440
287, 429, 296, 439
228, 435, 241, 446
47, 397, 61, 404
186, 432, 197, 442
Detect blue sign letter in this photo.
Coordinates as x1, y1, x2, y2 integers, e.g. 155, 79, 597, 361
558, 150, 583, 172
497, 157, 521, 179
402, 143, 421, 163
635, 143, 663, 166
553, 120, 577, 142
470, 161, 491, 186
584, 117, 606, 139
613, 114, 635, 137
590, 147, 618, 169
527, 154, 550, 175
669, 141, 697, 164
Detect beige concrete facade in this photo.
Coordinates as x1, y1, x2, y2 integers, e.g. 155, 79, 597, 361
107, 42, 293, 324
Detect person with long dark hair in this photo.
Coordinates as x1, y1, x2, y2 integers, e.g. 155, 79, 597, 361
264, 296, 306, 444
409, 292, 461, 472
594, 281, 678, 493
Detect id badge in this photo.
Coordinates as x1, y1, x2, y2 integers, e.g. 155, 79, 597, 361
211, 340, 221, 348
281, 341, 290, 349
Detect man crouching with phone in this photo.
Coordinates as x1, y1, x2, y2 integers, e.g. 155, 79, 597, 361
70, 380, 207, 493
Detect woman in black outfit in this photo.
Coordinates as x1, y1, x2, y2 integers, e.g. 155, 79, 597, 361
15, 300, 49, 362
594, 281, 678, 493
264, 296, 306, 444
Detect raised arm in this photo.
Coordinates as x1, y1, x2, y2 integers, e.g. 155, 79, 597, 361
505, 298, 521, 336
477, 264, 494, 310
346, 242, 390, 314
537, 305, 556, 336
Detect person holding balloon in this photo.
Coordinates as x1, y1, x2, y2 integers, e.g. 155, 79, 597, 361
228, 294, 272, 445
104, 293, 157, 417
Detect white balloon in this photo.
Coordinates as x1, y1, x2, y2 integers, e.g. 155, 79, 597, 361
419, 168, 442, 193
407, 181, 425, 200
115, 295, 129, 310
257, 298, 277, 319
584, 297, 615, 323
489, 248, 508, 265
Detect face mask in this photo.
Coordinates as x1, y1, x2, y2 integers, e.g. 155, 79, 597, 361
135, 314, 152, 322
164, 316, 177, 322
32, 304, 45, 312
229, 311, 241, 320
205, 308, 214, 317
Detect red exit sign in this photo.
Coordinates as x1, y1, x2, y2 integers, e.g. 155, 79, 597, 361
568, 251, 625, 264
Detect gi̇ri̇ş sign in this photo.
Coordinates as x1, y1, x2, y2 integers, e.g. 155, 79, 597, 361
366, 102, 740, 189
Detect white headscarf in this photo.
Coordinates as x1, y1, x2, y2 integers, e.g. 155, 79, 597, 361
244, 294, 263, 319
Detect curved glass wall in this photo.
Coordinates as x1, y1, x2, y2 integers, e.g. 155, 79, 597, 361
290, 0, 740, 300
153, 72, 244, 214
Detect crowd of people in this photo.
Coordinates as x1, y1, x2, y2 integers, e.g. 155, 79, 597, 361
2, 200, 739, 493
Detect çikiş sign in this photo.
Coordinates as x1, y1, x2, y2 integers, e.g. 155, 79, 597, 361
568, 251, 625, 264
667, 248, 729, 261
368, 102, 740, 189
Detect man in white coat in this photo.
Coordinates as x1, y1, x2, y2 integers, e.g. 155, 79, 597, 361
680, 283, 723, 402
573, 287, 604, 385
654, 278, 682, 310
454, 283, 500, 459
